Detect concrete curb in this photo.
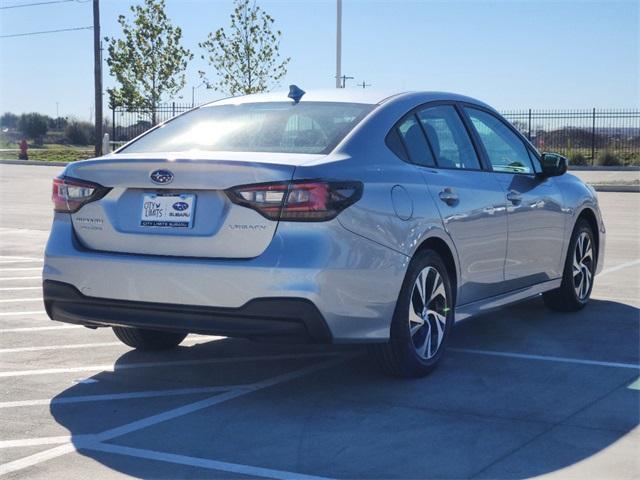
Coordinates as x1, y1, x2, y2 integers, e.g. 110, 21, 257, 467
0, 159, 69, 167
591, 184, 640, 193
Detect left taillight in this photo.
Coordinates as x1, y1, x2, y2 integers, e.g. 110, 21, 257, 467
52, 176, 109, 213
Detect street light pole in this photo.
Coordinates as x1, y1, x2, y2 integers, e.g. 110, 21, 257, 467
93, 0, 103, 156
335, 0, 342, 88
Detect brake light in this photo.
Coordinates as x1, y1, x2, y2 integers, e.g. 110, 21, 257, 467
52, 177, 110, 213
226, 180, 362, 221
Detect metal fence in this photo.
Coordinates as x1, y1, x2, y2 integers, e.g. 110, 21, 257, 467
111, 105, 640, 165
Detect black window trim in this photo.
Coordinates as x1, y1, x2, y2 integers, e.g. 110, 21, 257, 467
385, 100, 491, 172
457, 102, 541, 176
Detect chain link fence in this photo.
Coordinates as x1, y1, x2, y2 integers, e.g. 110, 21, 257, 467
111, 104, 640, 166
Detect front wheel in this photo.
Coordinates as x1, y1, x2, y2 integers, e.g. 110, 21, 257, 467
543, 219, 596, 312
370, 250, 454, 377
112, 326, 187, 350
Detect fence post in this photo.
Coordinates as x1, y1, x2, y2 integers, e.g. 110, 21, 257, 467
591, 107, 596, 165
111, 107, 116, 143
172, 102, 176, 117
528, 109, 532, 140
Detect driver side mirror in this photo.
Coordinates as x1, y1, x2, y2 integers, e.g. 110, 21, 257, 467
540, 152, 568, 177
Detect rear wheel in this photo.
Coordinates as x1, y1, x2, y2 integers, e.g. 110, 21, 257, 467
370, 250, 454, 377
112, 326, 187, 350
543, 219, 596, 312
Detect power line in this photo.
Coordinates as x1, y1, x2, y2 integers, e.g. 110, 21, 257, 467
0, 0, 74, 10
0, 25, 92, 38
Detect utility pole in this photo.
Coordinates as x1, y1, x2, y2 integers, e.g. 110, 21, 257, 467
93, 0, 103, 156
357, 81, 371, 89
340, 74, 354, 88
335, 0, 342, 88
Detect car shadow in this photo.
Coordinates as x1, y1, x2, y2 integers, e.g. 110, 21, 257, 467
50, 298, 639, 479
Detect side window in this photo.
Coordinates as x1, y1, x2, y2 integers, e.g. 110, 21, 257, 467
465, 108, 535, 174
385, 128, 409, 162
416, 105, 481, 170
395, 116, 435, 167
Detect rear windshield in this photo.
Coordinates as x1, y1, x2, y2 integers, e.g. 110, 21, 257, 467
118, 102, 374, 155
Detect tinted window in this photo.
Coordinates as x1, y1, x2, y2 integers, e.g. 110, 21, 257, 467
417, 105, 481, 170
385, 128, 409, 162
119, 102, 374, 155
465, 108, 535, 174
396, 115, 435, 167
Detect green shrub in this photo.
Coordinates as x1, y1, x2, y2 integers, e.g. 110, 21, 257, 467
18, 113, 48, 143
597, 151, 622, 167
64, 121, 94, 145
569, 152, 588, 166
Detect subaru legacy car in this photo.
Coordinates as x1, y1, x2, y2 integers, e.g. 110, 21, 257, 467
43, 88, 605, 377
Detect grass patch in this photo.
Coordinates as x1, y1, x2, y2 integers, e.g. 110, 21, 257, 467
0, 145, 93, 163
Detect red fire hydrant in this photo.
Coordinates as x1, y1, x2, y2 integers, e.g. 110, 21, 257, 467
18, 139, 28, 160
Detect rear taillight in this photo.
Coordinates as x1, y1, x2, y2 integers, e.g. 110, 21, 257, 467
52, 177, 110, 213
226, 180, 363, 221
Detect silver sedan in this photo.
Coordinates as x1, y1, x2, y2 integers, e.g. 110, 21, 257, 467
43, 88, 605, 377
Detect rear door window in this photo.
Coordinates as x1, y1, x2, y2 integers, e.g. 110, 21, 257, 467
416, 105, 481, 170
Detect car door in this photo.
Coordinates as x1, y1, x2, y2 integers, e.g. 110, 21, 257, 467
395, 104, 509, 305
462, 106, 566, 289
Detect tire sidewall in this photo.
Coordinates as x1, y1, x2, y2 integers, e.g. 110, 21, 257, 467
564, 220, 596, 306
391, 250, 454, 374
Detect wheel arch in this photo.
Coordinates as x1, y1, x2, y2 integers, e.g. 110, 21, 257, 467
575, 207, 600, 268
413, 236, 459, 307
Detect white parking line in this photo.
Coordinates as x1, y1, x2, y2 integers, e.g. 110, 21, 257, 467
87, 443, 333, 480
0, 325, 80, 333
0, 298, 42, 303
0, 310, 46, 317
450, 348, 640, 369
0, 256, 41, 261
0, 436, 74, 449
0, 342, 122, 354
0, 267, 42, 272
0, 352, 343, 378
0, 355, 351, 476
598, 259, 640, 276
0, 385, 248, 409
0, 286, 40, 291
0, 276, 41, 281
0, 336, 212, 354
0, 260, 42, 265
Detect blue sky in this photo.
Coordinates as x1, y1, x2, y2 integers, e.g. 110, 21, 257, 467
0, 0, 638, 120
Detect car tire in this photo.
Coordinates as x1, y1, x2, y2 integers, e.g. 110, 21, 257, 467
370, 250, 454, 378
543, 219, 596, 312
112, 326, 187, 350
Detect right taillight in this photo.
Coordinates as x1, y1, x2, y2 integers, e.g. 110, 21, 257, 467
226, 180, 363, 221
52, 176, 110, 213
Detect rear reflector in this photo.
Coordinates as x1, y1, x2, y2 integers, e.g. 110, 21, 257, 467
226, 180, 363, 221
52, 177, 110, 213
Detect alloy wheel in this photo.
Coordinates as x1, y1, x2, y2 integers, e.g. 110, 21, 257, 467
409, 266, 448, 360
573, 232, 594, 301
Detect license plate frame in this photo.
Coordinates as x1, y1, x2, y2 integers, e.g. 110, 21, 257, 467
140, 193, 196, 228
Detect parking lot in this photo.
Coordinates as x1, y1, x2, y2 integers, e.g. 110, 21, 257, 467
0, 163, 638, 479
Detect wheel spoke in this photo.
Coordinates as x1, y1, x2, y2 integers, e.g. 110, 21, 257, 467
409, 265, 448, 360
429, 275, 446, 304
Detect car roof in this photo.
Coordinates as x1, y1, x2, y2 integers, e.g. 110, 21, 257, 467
203, 89, 492, 108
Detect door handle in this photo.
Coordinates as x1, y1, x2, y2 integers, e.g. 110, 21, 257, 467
439, 188, 459, 206
507, 190, 522, 205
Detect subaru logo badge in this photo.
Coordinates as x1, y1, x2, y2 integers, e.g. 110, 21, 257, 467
150, 169, 174, 185
172, 201, 189, 211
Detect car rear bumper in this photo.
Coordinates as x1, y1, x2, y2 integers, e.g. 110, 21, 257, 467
44, 280, 332, 342
43, 213, 409, 342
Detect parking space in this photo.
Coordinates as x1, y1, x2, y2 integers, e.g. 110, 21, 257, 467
1, 164, 638, 479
